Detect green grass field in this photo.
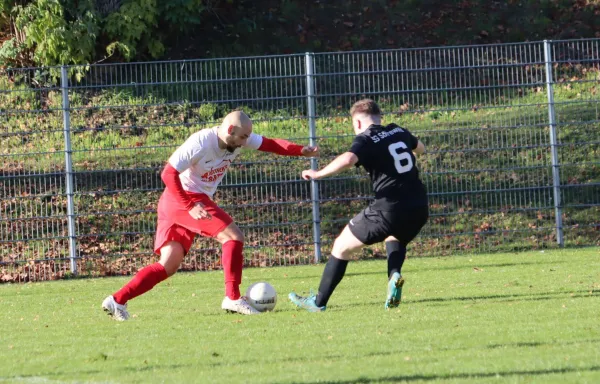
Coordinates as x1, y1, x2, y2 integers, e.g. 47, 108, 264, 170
1, 248, 599, 384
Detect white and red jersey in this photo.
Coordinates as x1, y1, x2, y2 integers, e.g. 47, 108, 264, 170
168, 127, 263, 198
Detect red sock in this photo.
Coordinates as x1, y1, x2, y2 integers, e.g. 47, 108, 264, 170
222, 240, 244, 300
113, 263, 168, 305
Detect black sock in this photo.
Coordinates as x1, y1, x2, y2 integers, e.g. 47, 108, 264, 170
315, 256, 348, 307
386, 241, 406, 279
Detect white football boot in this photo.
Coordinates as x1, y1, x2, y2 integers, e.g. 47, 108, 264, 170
221, 296, 260, 315
102, 296, 130, 321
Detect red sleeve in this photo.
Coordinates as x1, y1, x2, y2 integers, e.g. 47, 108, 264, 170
161, 163, 195, 210
258, 137, 304, 156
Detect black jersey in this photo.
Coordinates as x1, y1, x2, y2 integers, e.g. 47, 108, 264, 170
349, 123, 428, 210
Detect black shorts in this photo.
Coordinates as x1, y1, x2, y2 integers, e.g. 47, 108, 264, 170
348, 204, 429, 246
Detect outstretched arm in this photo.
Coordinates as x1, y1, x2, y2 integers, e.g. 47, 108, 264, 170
301, 152, 358, 180
257, 136, 319, 157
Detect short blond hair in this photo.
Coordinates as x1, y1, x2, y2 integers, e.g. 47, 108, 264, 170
349, 99, 381, 116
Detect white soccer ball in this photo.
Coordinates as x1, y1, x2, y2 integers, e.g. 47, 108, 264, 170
245, 282, 277, 312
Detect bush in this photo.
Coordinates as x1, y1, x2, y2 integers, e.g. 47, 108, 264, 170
104, 0, 162, 60
11, 0, 97, 65
0, 0, 210, 71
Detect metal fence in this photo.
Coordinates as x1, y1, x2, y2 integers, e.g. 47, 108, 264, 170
1, 39, 599, 282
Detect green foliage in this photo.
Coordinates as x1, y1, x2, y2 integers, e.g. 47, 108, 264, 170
158, 0, 204, 32
2, 0, 600, 68
0, 0, 18, 20
0, 38, 21, 67
0, 72, 41, 109
13, 0, 99, 65
196, 102, 219, 121
0, 0, 210, 69
104, 0, 162, 60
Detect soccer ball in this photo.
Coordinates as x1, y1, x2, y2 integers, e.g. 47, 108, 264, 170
245, 282, 277, 312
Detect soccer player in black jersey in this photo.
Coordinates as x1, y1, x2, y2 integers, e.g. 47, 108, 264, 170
289, 99, 429, 311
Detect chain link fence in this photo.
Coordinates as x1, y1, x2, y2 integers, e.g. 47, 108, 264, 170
2, 39, 599, 282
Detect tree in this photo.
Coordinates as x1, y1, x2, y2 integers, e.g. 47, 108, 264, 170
0, 0, 210, 71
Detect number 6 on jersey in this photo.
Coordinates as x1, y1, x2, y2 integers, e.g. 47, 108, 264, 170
388, 142, 414, 174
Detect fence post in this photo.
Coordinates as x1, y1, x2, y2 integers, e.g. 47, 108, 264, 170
543, 40, 564, 246
61, 66, 78, 273
305, 53, 322, 263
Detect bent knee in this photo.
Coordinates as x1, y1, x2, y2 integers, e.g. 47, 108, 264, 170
230, 230, 244, 243
161, 265, 178, 277
384, 236, 400, 243
216, 224, 244, 244
159, 258, 180, 277
331, 239, 352, 259
159, 241, 185, 276
223, 230, 244, 244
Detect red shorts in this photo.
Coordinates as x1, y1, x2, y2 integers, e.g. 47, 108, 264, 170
154, 189, 233, 255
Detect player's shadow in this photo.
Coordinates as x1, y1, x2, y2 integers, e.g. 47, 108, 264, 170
332, 259, 569, 278
361, 338, 600, 359
199, 305, 301, 316
485, 338, 600, 350
209, 353, 347, 368
5, 363, 190, 380
410, 259, 568, 272
2, 371, 102, 379
409, 289, 596, 305
285, 365, 600, 384
198, 287, 596, 316
340, 289, 596, 309
208, 337, 600, 371
121, 363, 189, 373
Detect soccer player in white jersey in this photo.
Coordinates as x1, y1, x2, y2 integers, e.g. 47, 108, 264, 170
102, 111, 319, 319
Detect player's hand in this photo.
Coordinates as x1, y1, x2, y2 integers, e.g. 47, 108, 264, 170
188, 202, 212, 220
301, 169, 319, 180
301, 146, 319, 157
